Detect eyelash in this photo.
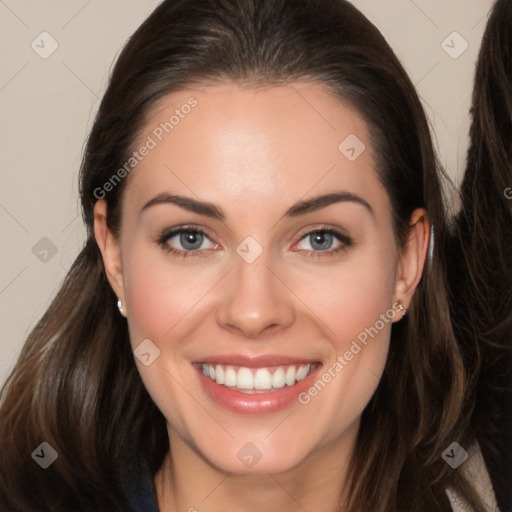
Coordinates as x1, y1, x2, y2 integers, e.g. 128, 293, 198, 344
155, 224, 353, 259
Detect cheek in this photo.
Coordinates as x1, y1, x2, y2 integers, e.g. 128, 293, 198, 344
122, 244, 216, 345
291, 249, 397, 350
120, 245, 212, 436
289, 249, 397, 422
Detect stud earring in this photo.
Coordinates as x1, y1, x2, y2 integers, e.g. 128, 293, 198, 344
117, 299, 125, 316
396, 299, 407, 316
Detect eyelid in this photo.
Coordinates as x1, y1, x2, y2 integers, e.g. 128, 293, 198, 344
294, 223, 351, 242
157, 223, 216, 242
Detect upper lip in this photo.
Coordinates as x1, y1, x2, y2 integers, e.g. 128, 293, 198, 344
194, 354, 320, 368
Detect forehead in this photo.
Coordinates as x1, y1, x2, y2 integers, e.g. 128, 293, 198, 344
123, 81, 388, 219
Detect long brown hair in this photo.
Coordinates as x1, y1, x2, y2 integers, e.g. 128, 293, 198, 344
0, 1, 497, 510
448, 0, 512, 509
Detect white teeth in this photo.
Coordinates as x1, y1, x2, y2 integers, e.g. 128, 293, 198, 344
224, 366, 237, 387
237, 367, 254, 389
285, 366, 296, 386
200, 362, 314, 391
215, 365, 225, 385
271, 367, 286, 388
254, 368, 272, 390
296, 364, 311, 381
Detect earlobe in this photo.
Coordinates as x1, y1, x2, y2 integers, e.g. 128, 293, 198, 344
393, 208, 430, 318
93, 200, 126, 307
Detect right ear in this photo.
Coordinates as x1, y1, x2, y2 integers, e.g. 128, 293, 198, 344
93, 200, 126, 307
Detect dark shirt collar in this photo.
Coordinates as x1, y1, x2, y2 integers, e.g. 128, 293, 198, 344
124, 448, 160, 512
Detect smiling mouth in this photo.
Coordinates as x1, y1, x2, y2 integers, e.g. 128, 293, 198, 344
197, 362, 318, 394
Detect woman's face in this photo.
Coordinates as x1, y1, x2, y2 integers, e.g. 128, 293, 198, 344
95, 82, 427, 475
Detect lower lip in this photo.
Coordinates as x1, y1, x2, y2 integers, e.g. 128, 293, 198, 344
196, 365, 321, 415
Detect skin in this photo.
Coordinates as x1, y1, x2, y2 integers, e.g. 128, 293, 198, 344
94, 82, 429, 511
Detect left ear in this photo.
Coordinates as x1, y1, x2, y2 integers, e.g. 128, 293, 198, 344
393, 208, 430, 314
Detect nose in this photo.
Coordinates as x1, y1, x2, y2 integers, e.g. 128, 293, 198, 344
215, 252, 296, 339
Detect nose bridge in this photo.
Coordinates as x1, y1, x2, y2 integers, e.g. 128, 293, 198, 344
215, 246, 295, 337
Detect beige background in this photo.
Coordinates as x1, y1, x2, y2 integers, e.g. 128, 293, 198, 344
0, 0, 494, 386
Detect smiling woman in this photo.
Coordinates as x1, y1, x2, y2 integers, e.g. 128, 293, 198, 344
0, 1, 509, 512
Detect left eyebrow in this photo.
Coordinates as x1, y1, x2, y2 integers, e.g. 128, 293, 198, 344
283, 192, 374, 218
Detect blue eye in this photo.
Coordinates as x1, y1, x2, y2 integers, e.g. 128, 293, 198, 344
295, 228, 352, 257
156, 226, 218, 257
304, 231, 334, 251
175, 230, 205, 251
